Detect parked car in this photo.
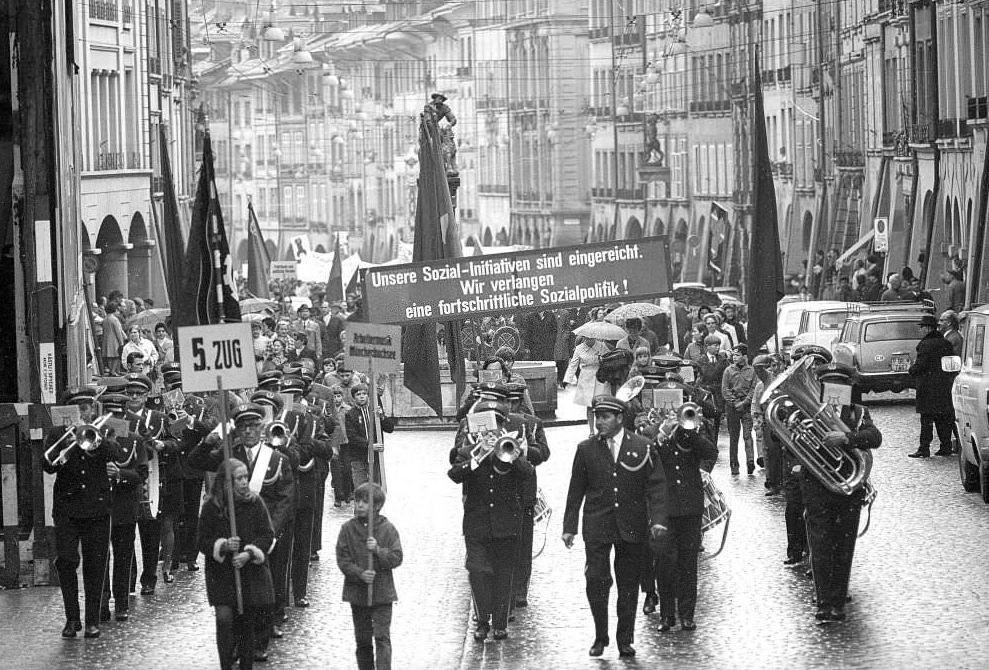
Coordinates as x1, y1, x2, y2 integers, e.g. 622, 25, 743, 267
770, 299, 811, 357
790, 301, 865, 352
952, 305, 989, 501
831, 303, 933, 394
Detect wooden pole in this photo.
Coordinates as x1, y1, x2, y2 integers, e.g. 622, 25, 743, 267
366, 356, 382, 606
217, 376, 243, 615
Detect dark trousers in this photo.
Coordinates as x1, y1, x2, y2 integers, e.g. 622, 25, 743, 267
803, 480, 861, 609
135, 516, 161, 588
177, 478, 204, 563
215, 605, 260, 670
726, 406, 754, 470
465, 536, 518, 630
291, 507, 315, 600
312, 466, 330, 551
653, 515, 702, 620
350, 458, 382, 489
257, 526, 293, 652
919, 413, 954, 452
764, 429, 783, 489
556, 359, 568, 383
584, 540, 645, 645
783, 468, 807, 560
330, 455, 354, 503
351, 603, 393, 670
103, 522, 136, 612
513, 509, 535, 601
54, 515, 110, 626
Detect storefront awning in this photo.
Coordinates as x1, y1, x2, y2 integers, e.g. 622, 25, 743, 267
836, 229, 876, 267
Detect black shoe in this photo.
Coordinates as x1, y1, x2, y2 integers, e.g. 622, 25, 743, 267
658, 616, 676, 632
783, 556, 803, 566
747, 461, 755, 475
83, 625, 101, 638
681, 619, 696, 631
756, 457, 765, 468
618, 643, 636, 658
310, 552, 319, 561
730, 468, 740, 476
186, 562, 199, 572
514, 597, 528, 608
162, 571, 174, 584
278, 610, 288, 623
908, 450, 930, 458
815, 607, 832, 621
294, 597, 310, 608
333, 501, 343, 508
473, 623, 490, 642
271, 625, 284, 639
830, 606, 847, 621
140, 585, 155, 596
99, 608, 111, 623
253, 650, 269, 662
934, 449, 953, 457
114, 610, 129, 622
588, 639, 607, 657
492, 629, 508, 640
765, 487, 781, 496
642, 592, 658, 615
170, 559, 180, 571
62, 621, 80, 638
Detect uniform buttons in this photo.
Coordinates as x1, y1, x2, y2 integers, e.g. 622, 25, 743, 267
612, 473, 617, 478
80, 470, 85, 474
81, 484, 86, 489
676, 479, 682, 485
614, 503, 619, 507
489, 488, 494, 493
613, 487, 618, 492
675, 465, 680, 470
489, 503, 494, 508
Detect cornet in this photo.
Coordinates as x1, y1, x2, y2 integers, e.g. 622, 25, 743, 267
264, 420, 291, 448
493, 434, 523, 464
44, 414, 112, 466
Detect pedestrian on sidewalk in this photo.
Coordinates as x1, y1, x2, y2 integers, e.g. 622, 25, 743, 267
198, 459, 275, 670
336, 482, 404, 670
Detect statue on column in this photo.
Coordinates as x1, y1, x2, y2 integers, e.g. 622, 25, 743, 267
643, 113, 665, 166
425, 93, 459, 178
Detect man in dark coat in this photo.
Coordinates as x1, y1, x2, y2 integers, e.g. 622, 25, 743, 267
696, 336, 729, 440
521, 310, 558, 361
908, 314, 957, 458
562, 396, 669, 659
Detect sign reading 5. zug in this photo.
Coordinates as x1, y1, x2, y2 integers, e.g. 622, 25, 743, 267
178, 323, 258, 393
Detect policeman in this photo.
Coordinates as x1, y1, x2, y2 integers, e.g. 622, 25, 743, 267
504, 382, 550, 609
562, 396, 669, 659
99, 391, 147, 623
448, 399, 535, 642
188, 402, 295, 662
43, 386, 118, 638
802, 363, 881, 621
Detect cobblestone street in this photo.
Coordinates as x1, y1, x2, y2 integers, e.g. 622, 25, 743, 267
4, 396, 989, 669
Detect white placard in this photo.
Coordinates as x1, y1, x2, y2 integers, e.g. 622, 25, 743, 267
679, 365, 696, 383
467, 410, 499, 434
39, 342, 56, 404
178, 323, 258, 393
822, 382, 852, 410
35, 220, 52, 283
49, 405, 81, 427
343, 322, 402, 375
653, 388, 684, 413
478, 369, 503, 383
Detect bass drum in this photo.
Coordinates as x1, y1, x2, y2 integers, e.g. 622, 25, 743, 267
700, 471, 731, 558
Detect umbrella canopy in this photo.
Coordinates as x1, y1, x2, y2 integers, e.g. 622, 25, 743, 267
125, 308, 170, 330
572, 320, 628, 341
673, 285, 721, 307
239, 297, 278, 315
604, 302, 666, 323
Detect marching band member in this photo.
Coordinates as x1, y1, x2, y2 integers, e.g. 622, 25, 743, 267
173, 392, 214, 573
43, 386, 118, 638
504, 382, 550, 609
188, 403, 295, 663
803, 363, 881, 621
448, 399, 535, 642
345, 383, 395, 489
645, 406, 718, 632
562, 396, 669, 658
99, 391, 147, 624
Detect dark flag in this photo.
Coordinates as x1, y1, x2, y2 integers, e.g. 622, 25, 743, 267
326, 234, 344, 303
746, 55, 785, 352
400, 111, 465, 417
157, 126, 187, 309
708, 201, 729, 280
174, 133, 241, 327
245, 200, 271, 298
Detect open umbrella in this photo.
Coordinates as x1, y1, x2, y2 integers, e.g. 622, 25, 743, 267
125, 308, 170, 330
572, 321, 628, 341
240, 297, 278, 315
604, 302, 666, 323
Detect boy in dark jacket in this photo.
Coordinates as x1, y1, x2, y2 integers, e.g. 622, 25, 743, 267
336, 483, 403, 670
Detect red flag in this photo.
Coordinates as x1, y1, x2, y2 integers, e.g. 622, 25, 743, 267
156, 126, 187, 309
400, 113, 465, 417
326, 234, 344, 303
245, 200, 271, 298
174, 133, 241, 327
746, 56, 785, 352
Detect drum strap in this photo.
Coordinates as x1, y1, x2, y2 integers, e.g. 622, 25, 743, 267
249, 445, 274, 494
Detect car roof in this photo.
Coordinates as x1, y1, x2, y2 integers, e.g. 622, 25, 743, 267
799, 301, 862, 312
963, 304, 989, 317
847, 312, 923, 323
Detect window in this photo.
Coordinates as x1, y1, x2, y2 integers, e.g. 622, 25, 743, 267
864, 320, 921, 343
819, 311, 851, 331
970, 323, 985, 369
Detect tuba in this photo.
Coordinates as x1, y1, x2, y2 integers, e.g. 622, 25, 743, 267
761, 357, 873, 497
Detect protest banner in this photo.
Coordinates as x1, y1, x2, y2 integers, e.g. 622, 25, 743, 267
270, 260, 298, 283
362, 236, 672, 325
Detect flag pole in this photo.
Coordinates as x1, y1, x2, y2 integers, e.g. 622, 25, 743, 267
207, 137, 227, 323
366, 355, 382, 606
217, 375, 243, 615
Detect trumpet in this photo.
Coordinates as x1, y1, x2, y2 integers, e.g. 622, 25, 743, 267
264, 420, 291, 448
653, 402, 703, 444
44, 414, 112, 466
492, 434, 523, 463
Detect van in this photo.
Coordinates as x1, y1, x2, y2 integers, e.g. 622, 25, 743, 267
952, 305, 989, 502
790, 301, 865, 352
770, 299, 810, 357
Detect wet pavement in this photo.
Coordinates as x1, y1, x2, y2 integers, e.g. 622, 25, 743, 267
4, 396, 989, 669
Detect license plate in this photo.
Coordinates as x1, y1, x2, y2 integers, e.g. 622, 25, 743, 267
891, 357, 910, 372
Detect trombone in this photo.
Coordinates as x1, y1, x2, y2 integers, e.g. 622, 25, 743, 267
44, 414, 112, 466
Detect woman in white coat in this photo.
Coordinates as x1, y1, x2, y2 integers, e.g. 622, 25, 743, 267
563, 336, 613, 434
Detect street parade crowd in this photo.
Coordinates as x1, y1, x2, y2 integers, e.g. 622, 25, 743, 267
45, 267, 975, 667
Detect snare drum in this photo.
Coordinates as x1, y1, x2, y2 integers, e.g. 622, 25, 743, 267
532, 487, 551, 525
700, 471, 730, 533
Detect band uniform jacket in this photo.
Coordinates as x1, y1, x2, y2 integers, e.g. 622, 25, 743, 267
800, 404, 881, 505
344, 403, 395, 463
282, 408, 335, 510
103, 419, 149, 526
448, 454, 535, 540
909, 329, 957, 415
188, 438, 295, 537
655, 429, 718, 517
507, 412, 550, 508
43, 425, 122, 520
563, 432, 669, 544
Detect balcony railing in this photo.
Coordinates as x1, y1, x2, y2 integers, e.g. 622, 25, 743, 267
591, 187, 613, 198
95, 151, 124, 171
937, 117, 972, 139
761, 69, 777, 85
589, 26, 609, 40
690, 100, 731, 113
777, 65, 791, 83
122, 3, 132, 24
126, 151, 141, 169
151, 176, 165, 194
479, 184, 510, 195
968, 96, 988, 121
148, 56, 161, 75
833, 150, 864, 167
910, 121, 935, 143
455, 66, 471, 77
616, 187, 644, 200
89, 0, 118, 22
